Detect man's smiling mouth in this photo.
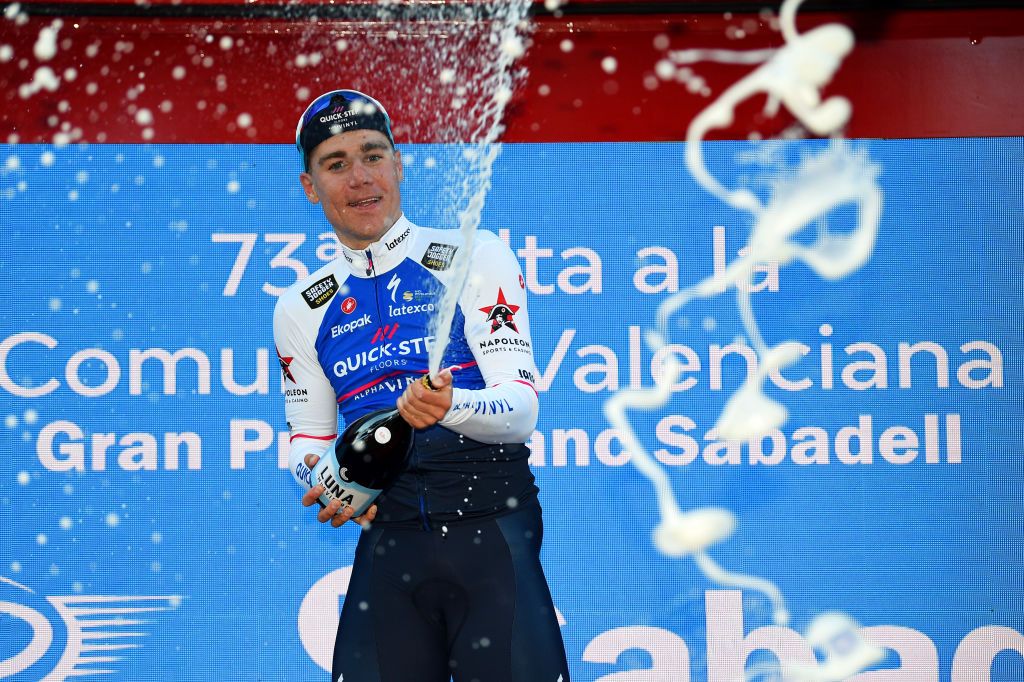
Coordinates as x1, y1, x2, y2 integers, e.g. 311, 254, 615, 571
349, 197, 381, 208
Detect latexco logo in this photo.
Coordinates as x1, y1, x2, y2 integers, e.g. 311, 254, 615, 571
0, 575, 181, 680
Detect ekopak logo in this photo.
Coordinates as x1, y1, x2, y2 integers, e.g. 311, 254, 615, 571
0, 575, 182, 680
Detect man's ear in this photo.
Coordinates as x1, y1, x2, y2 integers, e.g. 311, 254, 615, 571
299, 172, 319, 204
394, 149, 404, 182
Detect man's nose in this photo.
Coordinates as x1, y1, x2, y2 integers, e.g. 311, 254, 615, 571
349, 162, 372, 185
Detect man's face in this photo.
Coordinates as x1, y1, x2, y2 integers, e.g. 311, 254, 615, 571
299, 129, 404, 250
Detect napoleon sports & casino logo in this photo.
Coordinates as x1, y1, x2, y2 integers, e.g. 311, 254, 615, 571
1, 576, 180, 680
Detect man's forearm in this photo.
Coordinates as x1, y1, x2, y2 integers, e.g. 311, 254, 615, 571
439, 381, 538, 443
287, 434, 336, 489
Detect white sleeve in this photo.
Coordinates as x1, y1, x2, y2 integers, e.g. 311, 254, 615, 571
273, 295, 339, 490
438, 237, 540, 444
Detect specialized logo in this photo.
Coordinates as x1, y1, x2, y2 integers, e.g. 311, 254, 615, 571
479, 288, 520, 334
341, 297, 358, 314
421, 242, 458, 271
1, 575, 181, 681
331, 313, 373, 338
384, 227, 410, 252
302, 274, 339, 309
386, 274, 401, 303
277, 346, 296, 383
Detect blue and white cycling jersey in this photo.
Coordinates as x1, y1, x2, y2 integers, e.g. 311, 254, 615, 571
273, 215, 541, 525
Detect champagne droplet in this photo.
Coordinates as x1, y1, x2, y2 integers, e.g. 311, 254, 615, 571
374, 427, 392, 445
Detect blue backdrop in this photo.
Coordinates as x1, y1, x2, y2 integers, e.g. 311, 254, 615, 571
1, 138, 1021, 681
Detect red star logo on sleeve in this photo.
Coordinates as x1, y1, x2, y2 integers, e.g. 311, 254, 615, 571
276, 346, 296, 383
479, 288, 520, 334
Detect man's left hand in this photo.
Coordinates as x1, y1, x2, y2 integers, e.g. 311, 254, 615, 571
397, 367, 455, 429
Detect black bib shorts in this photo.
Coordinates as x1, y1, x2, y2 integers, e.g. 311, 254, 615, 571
332, 500, 570, 682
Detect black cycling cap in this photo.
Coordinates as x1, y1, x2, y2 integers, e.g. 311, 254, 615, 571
296, 89, 395, 167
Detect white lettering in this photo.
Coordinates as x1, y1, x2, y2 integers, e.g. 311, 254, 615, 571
36, 420, 201, 472
230, 419, 274, 469
706, 590, 816, 681
222, 348, 269, 395
585, 627, 690, 681
709, 343, 758, 391
654, 415, 699, 465
768, 342, 812, 391
66, 348, 120, 397
558, 246, 603, 294
575, 344, 618, 393
713, 226, 780, 293
129, 347, 211, 395
595, 428, 629, 466
651, 344, 700, 392
331, 313, 373, 337
843, 342, 889, 389
958, 340, 1003, 388
898, 341, 949, 389
552, 428, 590, 467
633, 246, 680, 294
836, 414, 873, 464
951, 626, 1024, 682
518, 235, 554, 294
537, 329, 574, 392
0, 332, 60, 397
854, 625, 939, 680
387, 303, 435, 317
37, 420, 86, 471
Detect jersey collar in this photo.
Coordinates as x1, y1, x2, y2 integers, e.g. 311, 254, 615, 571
338, 215, 416, 277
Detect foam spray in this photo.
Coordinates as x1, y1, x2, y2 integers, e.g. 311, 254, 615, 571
426, 2, 532, 376
604, 1, 885, 679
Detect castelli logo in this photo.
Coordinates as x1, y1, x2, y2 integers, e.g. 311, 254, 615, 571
341, 297, 357, 314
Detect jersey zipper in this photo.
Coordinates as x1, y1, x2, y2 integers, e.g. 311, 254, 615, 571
367, 247, 431, 531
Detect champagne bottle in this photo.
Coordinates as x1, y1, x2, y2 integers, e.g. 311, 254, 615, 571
310, 408, 414, 517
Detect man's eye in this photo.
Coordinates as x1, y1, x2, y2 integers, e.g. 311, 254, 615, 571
329, 161, 346, 171
366, 155, 382, 162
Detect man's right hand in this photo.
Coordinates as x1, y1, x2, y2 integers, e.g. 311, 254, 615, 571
301, 454, 377, 529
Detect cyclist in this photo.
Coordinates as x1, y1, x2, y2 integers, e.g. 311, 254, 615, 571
273, 89, 570, 682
